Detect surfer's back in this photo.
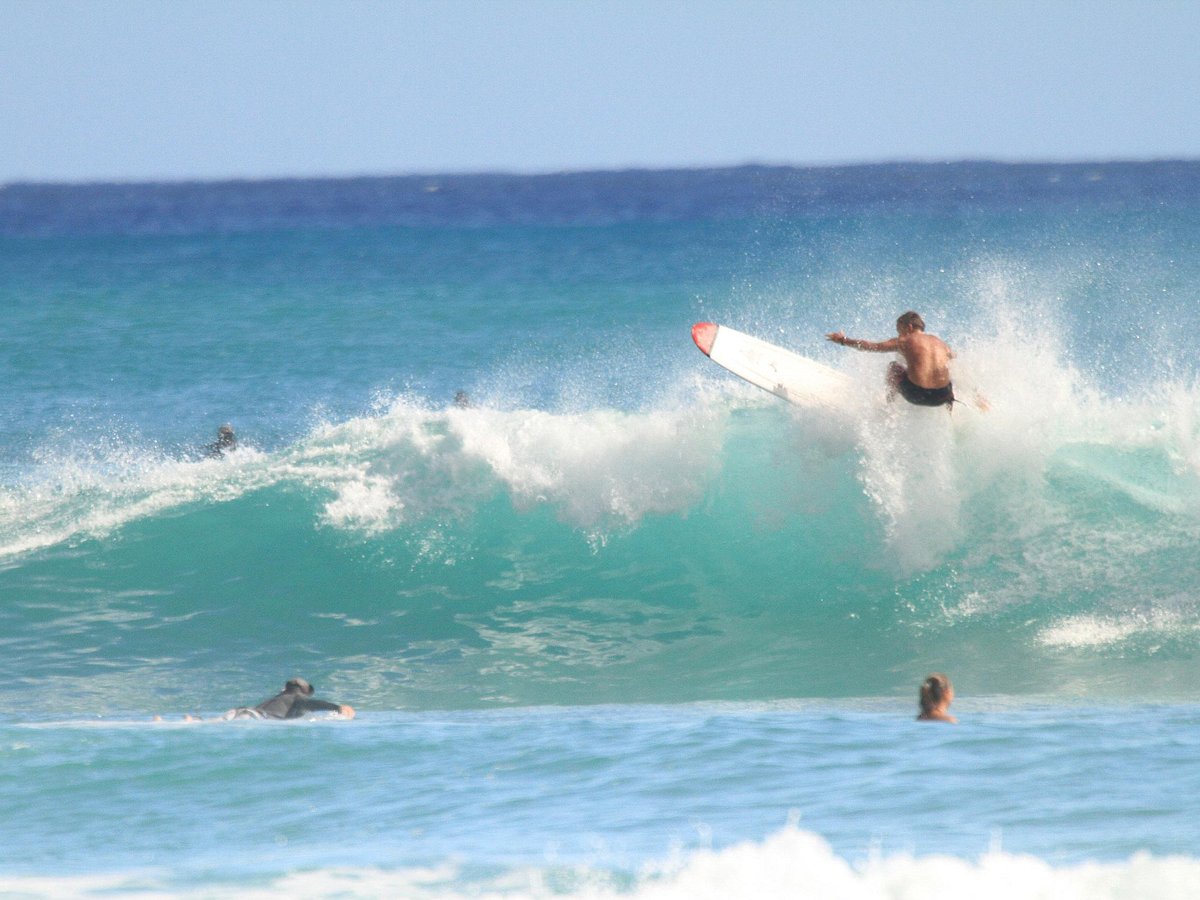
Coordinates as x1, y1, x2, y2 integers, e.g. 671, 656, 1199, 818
898, 330, 952, 390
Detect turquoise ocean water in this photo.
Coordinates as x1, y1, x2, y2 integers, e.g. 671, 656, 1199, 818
4, 163, 1200, 897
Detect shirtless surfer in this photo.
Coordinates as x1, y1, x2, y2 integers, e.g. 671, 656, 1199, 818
826, 311, 955, 409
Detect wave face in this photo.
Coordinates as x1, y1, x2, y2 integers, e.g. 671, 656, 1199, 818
5, 364, 1200, 714
5, 163, 1200, 715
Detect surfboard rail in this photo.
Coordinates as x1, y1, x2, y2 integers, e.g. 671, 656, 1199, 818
691, 321, 854, 409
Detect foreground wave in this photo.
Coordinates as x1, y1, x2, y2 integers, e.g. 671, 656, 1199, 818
5, 826, 1198, 899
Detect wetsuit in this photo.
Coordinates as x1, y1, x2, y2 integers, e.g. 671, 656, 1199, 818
205, 436, 236, 459
224, 689, 343, 720
897, 374, 955, 408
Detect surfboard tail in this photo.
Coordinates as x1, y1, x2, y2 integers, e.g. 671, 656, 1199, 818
691, 322, 717, 356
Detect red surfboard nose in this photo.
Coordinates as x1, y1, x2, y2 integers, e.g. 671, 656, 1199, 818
691, 322, 717, 356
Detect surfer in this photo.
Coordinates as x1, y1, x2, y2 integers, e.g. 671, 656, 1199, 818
826, 311, 955, 408
222, 677, 355, 720
205, 424, 238, 458
917, 673, 957, 723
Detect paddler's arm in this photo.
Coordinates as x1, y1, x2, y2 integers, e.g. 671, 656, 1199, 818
825, 332, 900, 352
296, 698, 356, 718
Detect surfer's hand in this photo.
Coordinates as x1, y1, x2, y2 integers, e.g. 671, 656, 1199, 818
338, 705, 356, 719
826, 332, 846, 345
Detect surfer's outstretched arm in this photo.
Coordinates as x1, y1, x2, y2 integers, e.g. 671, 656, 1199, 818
826, 332, 900, 353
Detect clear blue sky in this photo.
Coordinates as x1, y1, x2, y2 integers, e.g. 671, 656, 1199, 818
3, 0, 1198, 183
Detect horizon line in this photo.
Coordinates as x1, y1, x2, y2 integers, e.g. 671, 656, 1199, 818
5, 155, 1199, 190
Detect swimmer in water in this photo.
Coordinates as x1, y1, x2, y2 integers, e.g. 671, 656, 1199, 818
917, 672, 957, 723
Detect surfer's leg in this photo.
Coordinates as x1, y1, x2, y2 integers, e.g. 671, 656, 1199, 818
886, 362, 905, 401
221, 707, 263, 721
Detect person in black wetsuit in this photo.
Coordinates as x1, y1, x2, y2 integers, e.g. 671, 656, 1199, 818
223, 677, 355, 720
826, 311, 956, 409
205, 424, 238, 458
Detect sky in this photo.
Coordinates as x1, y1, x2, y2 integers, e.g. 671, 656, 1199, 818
2, 0, 1199, 183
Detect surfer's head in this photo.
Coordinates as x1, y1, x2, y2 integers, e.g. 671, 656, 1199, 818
918, 673, 953, 714
896, 311, 925, 334
284, 678, 314, 696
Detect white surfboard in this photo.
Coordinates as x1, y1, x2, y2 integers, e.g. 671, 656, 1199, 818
692, 322, 987, 416
691, 322, 856, 410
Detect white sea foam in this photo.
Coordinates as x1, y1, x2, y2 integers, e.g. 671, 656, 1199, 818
0, 444, 268, 560
450, 404, 723, 528
289, 394, 730, 535
5, 827, 1198, 899
0, 395, 730, 560
1038, 607, 1200, 649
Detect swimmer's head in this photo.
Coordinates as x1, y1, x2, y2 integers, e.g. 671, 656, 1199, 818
896, 311, 925, 334
284, 677, 314, 695
919, 672, 953, 714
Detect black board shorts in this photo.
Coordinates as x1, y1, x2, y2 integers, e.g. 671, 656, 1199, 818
898, 375, 955, 408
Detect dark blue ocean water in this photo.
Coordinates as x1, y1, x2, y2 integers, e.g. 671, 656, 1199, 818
3, 163, 1200, 896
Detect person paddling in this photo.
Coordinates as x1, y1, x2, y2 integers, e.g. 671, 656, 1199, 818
223, 677, 355, 720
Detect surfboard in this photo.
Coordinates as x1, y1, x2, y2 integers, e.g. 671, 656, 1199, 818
691, 322, 856, 410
